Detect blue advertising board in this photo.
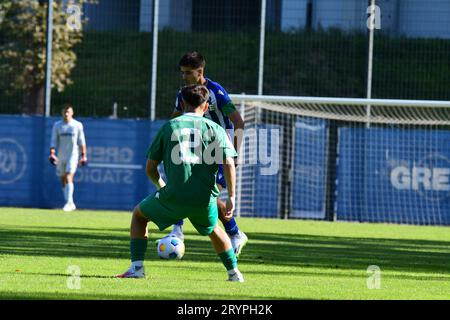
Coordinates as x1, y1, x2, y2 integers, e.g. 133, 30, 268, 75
337, 127, 450, 225
290, 117, 329, 219
0, 115, 166, 211
0, 116, 45, 207
238, 123, 281, 217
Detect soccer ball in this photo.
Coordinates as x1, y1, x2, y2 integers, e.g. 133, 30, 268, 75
156, 236, 185, 260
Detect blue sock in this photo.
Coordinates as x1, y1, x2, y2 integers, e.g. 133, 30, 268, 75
175, 220, 184, 226
223, 217, 239, 236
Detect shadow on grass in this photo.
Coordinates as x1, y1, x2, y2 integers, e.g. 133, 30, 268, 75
0, 290, 302, 300
1, 225, 449, 275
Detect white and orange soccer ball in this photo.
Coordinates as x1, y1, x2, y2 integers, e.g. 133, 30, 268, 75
156, 235, 185, 260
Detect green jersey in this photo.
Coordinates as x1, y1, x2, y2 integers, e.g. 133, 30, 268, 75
147, 113, 238, 207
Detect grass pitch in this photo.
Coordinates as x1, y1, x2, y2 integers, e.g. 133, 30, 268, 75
0, 207, 449, 300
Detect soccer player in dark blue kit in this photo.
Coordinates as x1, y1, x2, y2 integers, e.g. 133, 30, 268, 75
165, 51, 248, 257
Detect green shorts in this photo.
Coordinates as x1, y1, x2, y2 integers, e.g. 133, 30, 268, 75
138, 192, 218, 236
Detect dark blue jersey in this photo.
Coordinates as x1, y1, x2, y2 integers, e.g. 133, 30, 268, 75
175, 78, 236, 130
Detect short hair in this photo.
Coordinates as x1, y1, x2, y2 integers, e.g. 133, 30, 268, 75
62, 103, 74, 112
178, 51, 205, 69
181, 84, 210, 109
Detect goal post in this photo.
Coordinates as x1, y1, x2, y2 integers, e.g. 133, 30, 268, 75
230, 94, 450, 225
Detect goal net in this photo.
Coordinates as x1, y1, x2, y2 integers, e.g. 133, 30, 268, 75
230, 94, 450, 226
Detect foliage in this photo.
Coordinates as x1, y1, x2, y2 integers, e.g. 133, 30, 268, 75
0, 0, 94, 114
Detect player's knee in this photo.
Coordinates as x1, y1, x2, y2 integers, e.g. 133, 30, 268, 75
207, 226, 217, 239
209, 224, 222, 237
133, 205, 142, 217
133, 205, 148, 222
66, 174, 74, 183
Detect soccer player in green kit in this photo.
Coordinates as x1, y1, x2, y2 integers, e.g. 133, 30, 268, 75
166, 52, 248, 257
116, 84, 244, 282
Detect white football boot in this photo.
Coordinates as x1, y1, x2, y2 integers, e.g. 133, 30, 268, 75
227, 269, 244, 282
115, 265, 145, 279
230, 231, 248, 258
63, 202, 76, 212
169, 224, 184, 241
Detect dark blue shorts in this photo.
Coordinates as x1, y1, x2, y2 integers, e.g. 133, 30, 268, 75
216, 164, 226, 188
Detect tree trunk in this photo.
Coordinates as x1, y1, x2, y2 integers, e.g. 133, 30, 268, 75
22, 85, 45, 115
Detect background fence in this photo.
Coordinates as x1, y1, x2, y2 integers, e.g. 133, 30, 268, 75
1, 0, 450, 118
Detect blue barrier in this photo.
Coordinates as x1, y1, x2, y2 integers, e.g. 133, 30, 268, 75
2, 114, 449, 224
337, 127, 450, 225
0, 115, 166, 211
254, 124, 281, 217
0, 116, 46, 207
239, 123, 281, 218
290, 117, 329, 219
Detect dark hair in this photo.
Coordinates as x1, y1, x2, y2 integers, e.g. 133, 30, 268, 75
62, 103, 74, 112
181, 84, 210, 109
178, 51, 205, 69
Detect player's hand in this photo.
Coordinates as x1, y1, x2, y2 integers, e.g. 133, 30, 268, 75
217, 198, 230, 222
225, 196, 235, 219
48, 154, 58, 165
79, 156, 88, 166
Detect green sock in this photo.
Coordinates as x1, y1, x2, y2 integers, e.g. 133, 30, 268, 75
130, 238, 148, 262
218, 248, 237, 271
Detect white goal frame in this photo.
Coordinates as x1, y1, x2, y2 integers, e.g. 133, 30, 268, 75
230, 94, 450, 223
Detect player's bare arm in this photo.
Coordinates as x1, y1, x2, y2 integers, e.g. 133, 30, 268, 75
49, 122, 59, 165
223, 156, 236, 219
146, 159, 166, 190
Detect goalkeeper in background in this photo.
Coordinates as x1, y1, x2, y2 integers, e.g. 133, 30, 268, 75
116, 84, 244, 281
167, 51, 248, 257
49, 104, 87, 212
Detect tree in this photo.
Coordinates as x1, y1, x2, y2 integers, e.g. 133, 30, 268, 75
0, 0, 93, 114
